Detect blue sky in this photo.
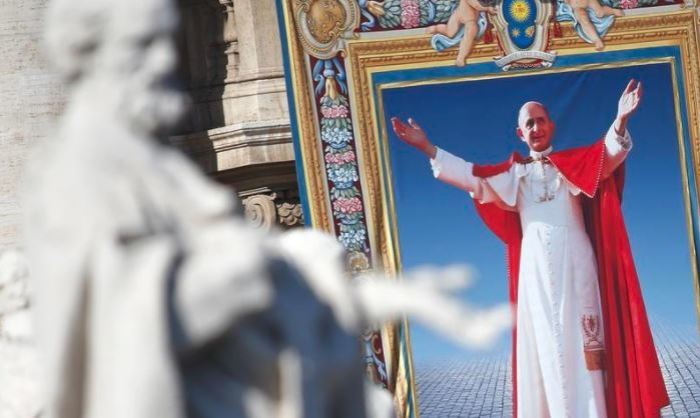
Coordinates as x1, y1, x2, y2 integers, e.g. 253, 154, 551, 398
381, 62, 698, 364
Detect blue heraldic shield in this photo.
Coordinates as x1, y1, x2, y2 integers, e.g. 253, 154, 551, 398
503, 0, 538, 49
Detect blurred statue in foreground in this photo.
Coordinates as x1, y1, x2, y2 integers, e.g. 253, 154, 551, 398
24, 0, 511, 417
0, 251, 31, 337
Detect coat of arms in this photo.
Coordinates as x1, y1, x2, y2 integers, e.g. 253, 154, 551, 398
491, 0, 557, 70
427, 0, 624, 70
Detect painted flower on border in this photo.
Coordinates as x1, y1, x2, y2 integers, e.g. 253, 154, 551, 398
400, 0, 420, 28
619, 0, 638, 8
339, 228, 367, 250
376, 0, 452, 30
322, 126, 353, 148
321, 105, 350, 119
327, 164, 359, 186
325, 150, 357, 165
333, 197, 364, 215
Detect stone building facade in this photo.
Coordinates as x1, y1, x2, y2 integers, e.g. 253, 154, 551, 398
172, 0, 303, 230
0, 0, 300, 253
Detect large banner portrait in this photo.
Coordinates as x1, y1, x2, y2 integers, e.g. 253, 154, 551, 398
276, 0, 700, 416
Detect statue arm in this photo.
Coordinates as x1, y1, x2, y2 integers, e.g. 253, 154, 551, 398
170, 218, 274, 352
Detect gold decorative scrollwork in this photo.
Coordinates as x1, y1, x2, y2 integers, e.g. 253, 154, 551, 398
306, 0, 347, 44
292, 0, 360, 59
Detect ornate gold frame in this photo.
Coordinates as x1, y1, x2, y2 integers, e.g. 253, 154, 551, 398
278, 2, 700, 416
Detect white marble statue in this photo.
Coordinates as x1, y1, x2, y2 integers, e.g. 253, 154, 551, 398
0, 250, 40, 418
21, 0, 512, 417
0, 251, 30, 328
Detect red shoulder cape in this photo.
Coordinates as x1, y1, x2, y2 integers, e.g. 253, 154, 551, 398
472, 140, 670, 418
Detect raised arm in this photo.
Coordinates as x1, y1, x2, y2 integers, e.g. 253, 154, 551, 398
602, 79, 642, 178
391, 117, 437, 159
391, 117, 480, 192
391, 117, 517, 210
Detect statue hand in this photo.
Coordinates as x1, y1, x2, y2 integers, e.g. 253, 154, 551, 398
617, 79, 642, 121
391, 117, 434, 156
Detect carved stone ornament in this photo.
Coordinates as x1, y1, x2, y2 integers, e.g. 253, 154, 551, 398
292, 0, 361, 59
277, 201, 304, 227
243, 193, 278, 230
243, 193, 305, 230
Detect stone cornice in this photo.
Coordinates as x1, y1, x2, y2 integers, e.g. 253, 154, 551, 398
170, 119, 295, 173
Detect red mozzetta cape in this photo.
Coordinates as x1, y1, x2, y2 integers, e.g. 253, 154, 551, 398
471, 139, 669, 418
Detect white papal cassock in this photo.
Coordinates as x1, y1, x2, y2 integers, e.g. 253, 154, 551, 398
429, 125, 632, 418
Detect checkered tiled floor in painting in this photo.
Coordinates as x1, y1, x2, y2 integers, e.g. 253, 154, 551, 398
416, 320, 700, 417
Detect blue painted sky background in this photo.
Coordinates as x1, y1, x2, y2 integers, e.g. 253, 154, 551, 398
381, 63, 699, 364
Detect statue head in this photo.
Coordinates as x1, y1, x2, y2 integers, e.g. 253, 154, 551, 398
45, 0, 187, 135
516, 101, 556, 152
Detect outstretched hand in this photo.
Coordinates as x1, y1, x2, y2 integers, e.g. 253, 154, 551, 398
391, 117, 436, 158
615, 79, 643, 134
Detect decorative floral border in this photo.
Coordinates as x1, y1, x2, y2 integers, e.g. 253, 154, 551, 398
356, 0, 681, 33
312, 58, 370, 260
358, 0, 455, 31
310, 55, 389, 387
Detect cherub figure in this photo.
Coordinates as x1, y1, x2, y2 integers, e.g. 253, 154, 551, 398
566, 0, 623, 50
427, 0, 496, 67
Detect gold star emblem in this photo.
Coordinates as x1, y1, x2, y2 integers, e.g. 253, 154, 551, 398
511, 28, 521, 37
509, 0, 531, 22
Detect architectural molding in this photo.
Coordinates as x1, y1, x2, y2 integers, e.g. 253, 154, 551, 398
241, 191, 305, 230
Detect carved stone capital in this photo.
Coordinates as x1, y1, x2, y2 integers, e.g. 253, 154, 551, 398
242, 192, 305, 231
242, 193, 278, 230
